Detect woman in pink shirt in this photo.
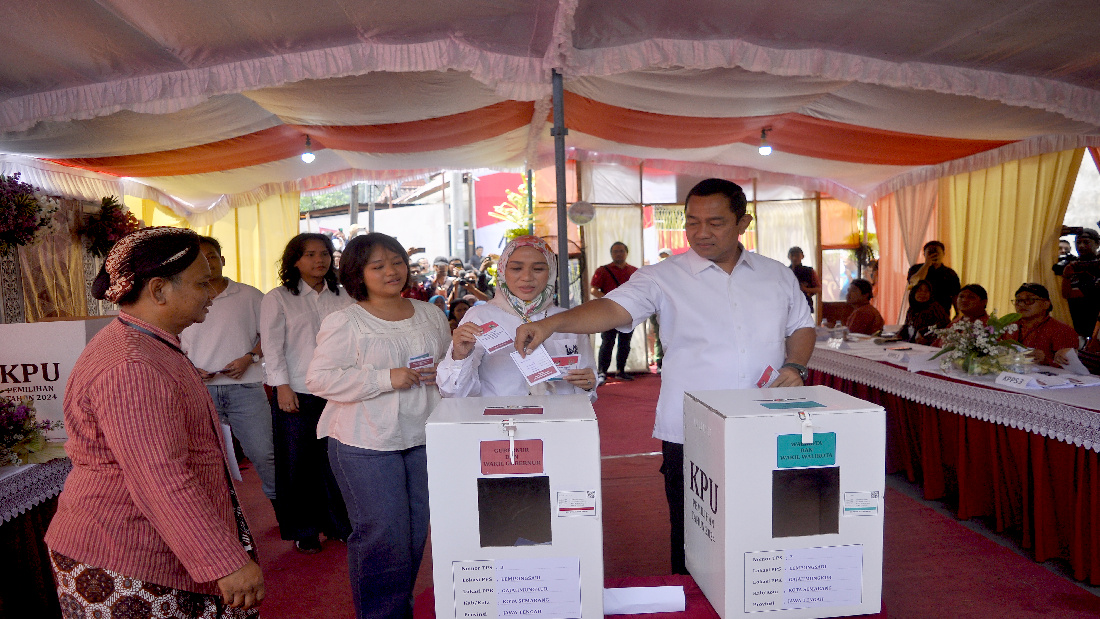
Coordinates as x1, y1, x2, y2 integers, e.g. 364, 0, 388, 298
845, 278, 885, 335
46, 227, 263, 617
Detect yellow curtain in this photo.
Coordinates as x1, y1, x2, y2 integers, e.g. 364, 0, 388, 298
940, 149, 1083, 324
18, 199, 88, 321
124, 194, 300, 293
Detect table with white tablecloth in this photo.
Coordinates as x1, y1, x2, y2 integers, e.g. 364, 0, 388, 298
807, 339, 1100, 584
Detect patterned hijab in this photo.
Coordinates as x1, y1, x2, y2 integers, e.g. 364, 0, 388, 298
491, 235, 558, 322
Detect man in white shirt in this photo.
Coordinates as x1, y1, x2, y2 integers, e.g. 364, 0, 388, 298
516, 178, 816, 574
179, 237, 273, 505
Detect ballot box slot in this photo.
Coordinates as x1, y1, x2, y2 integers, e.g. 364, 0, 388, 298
477, 475, 552, 547
771, 467, 840, 538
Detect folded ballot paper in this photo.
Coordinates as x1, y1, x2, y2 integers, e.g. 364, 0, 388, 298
603, 586, 686, 615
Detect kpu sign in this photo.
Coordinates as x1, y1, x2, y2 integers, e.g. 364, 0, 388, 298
0, 317, 114, 439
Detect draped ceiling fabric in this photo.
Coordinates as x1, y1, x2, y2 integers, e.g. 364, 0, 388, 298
2, 0, 1100, 226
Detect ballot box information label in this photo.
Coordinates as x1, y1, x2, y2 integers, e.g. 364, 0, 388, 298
556, 490, 597, 517
480, 440, 544, 475
454, 558, 582, 619
776, 433, 837, 468
744, 545, 864, 612
842, 491, 880, 517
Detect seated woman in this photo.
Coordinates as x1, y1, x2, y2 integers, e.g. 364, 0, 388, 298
952, 284, 990, 325
845, 278, 885, 335
933, 284, 990, 346
1003, 283, 1078, 367
438, 235, 598, 399
306, 233, 451, 619
901, 280, 950, 344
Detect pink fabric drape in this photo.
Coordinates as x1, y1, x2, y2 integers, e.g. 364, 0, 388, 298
872, 181, 939, 323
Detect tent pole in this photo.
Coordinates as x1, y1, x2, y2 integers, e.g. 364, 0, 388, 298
526, 169, 534, 235
552, 69, 571, 308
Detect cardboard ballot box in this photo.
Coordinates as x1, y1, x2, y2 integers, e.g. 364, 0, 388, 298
0, 316, 114, 440
683, 386, 885, 619
426, 394, 604, 619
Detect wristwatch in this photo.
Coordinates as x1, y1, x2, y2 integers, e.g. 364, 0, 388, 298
781, 362, 809, 382
250, 353, 261, 364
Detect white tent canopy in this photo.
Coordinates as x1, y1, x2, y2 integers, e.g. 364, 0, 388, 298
2, 0, 1099, 221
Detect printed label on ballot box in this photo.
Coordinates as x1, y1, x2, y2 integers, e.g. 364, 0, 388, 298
480, 439, 544, 475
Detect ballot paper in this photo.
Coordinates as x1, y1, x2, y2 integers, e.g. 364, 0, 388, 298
475, 321, 515, 354
510, 345, 561, 386
407, 352, 434, 371
547, 355, 579, 381
1062, 349, 1092, 376
222, 423, 242, 481
603, 586, 686, 615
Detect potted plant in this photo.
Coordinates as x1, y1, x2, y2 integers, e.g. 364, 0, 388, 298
78, 196, 142, 258
0, 173, 56, 254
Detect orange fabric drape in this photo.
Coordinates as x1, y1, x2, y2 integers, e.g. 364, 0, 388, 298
561, 92, 1013, 166
872, 196, 905, 324
44, 101, 535, 177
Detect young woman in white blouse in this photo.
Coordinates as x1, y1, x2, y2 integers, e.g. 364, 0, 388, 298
260, 232, 353, 554
438, 235, 598, 399
305, 233, 450, 619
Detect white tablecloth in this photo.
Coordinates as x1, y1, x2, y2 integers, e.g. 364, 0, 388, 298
0, 458, 71, 524
808, 341, 1100, 452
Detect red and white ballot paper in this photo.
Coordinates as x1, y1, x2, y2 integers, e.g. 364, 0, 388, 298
509, 345, 562, 386
474, 321, 515, 354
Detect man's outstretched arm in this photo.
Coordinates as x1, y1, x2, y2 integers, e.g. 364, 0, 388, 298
515, 298, 633, 356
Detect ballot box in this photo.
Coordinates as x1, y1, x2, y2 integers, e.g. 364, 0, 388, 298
683, 386, 885, 619
0, 316, 114, 440
426, 394, 604, 619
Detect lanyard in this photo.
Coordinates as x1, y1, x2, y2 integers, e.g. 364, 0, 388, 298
116, 318, 188, 358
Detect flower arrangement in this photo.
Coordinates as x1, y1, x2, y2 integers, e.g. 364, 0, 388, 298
488, 182, 535, 242
78, 196, 142, 258
0, 394, 59, 466
0, 172, 57, 254
930, 312, 1028, 375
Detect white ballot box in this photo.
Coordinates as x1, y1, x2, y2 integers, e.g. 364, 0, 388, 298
683, 385, 885, 619
0, 316, 114, 440
426, 394, 604, 619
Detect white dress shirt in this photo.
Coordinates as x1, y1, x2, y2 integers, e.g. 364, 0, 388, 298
307, 301, 451, 451
260, 279, 353, 393
437, 302, 597, 402
606, 247, 814, 444
180, 279, 264, 385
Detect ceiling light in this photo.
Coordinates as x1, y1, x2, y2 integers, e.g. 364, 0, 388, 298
301, 135, 316, 163
758, 128, 773, 156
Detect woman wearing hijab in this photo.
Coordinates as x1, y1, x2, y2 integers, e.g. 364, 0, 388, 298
438, 235, 598, 399
901, 280, 950, 344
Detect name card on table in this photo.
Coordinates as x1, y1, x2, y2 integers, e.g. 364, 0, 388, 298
995, 372, 1037, 389
884, 349, 910, 364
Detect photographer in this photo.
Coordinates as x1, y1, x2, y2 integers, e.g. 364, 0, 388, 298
1052, 238, 1076, 277
447, 268, 489, 303
1061, 227, 1100, 338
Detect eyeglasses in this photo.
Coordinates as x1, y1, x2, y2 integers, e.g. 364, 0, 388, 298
1013, 297, 1044, 306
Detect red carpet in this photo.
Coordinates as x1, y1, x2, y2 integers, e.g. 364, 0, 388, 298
592, 373, 663, 457
235, 371, 1100, 617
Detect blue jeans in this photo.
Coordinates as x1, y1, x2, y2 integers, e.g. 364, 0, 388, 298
207, 383, 276, 499
329, 439, 429, 619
